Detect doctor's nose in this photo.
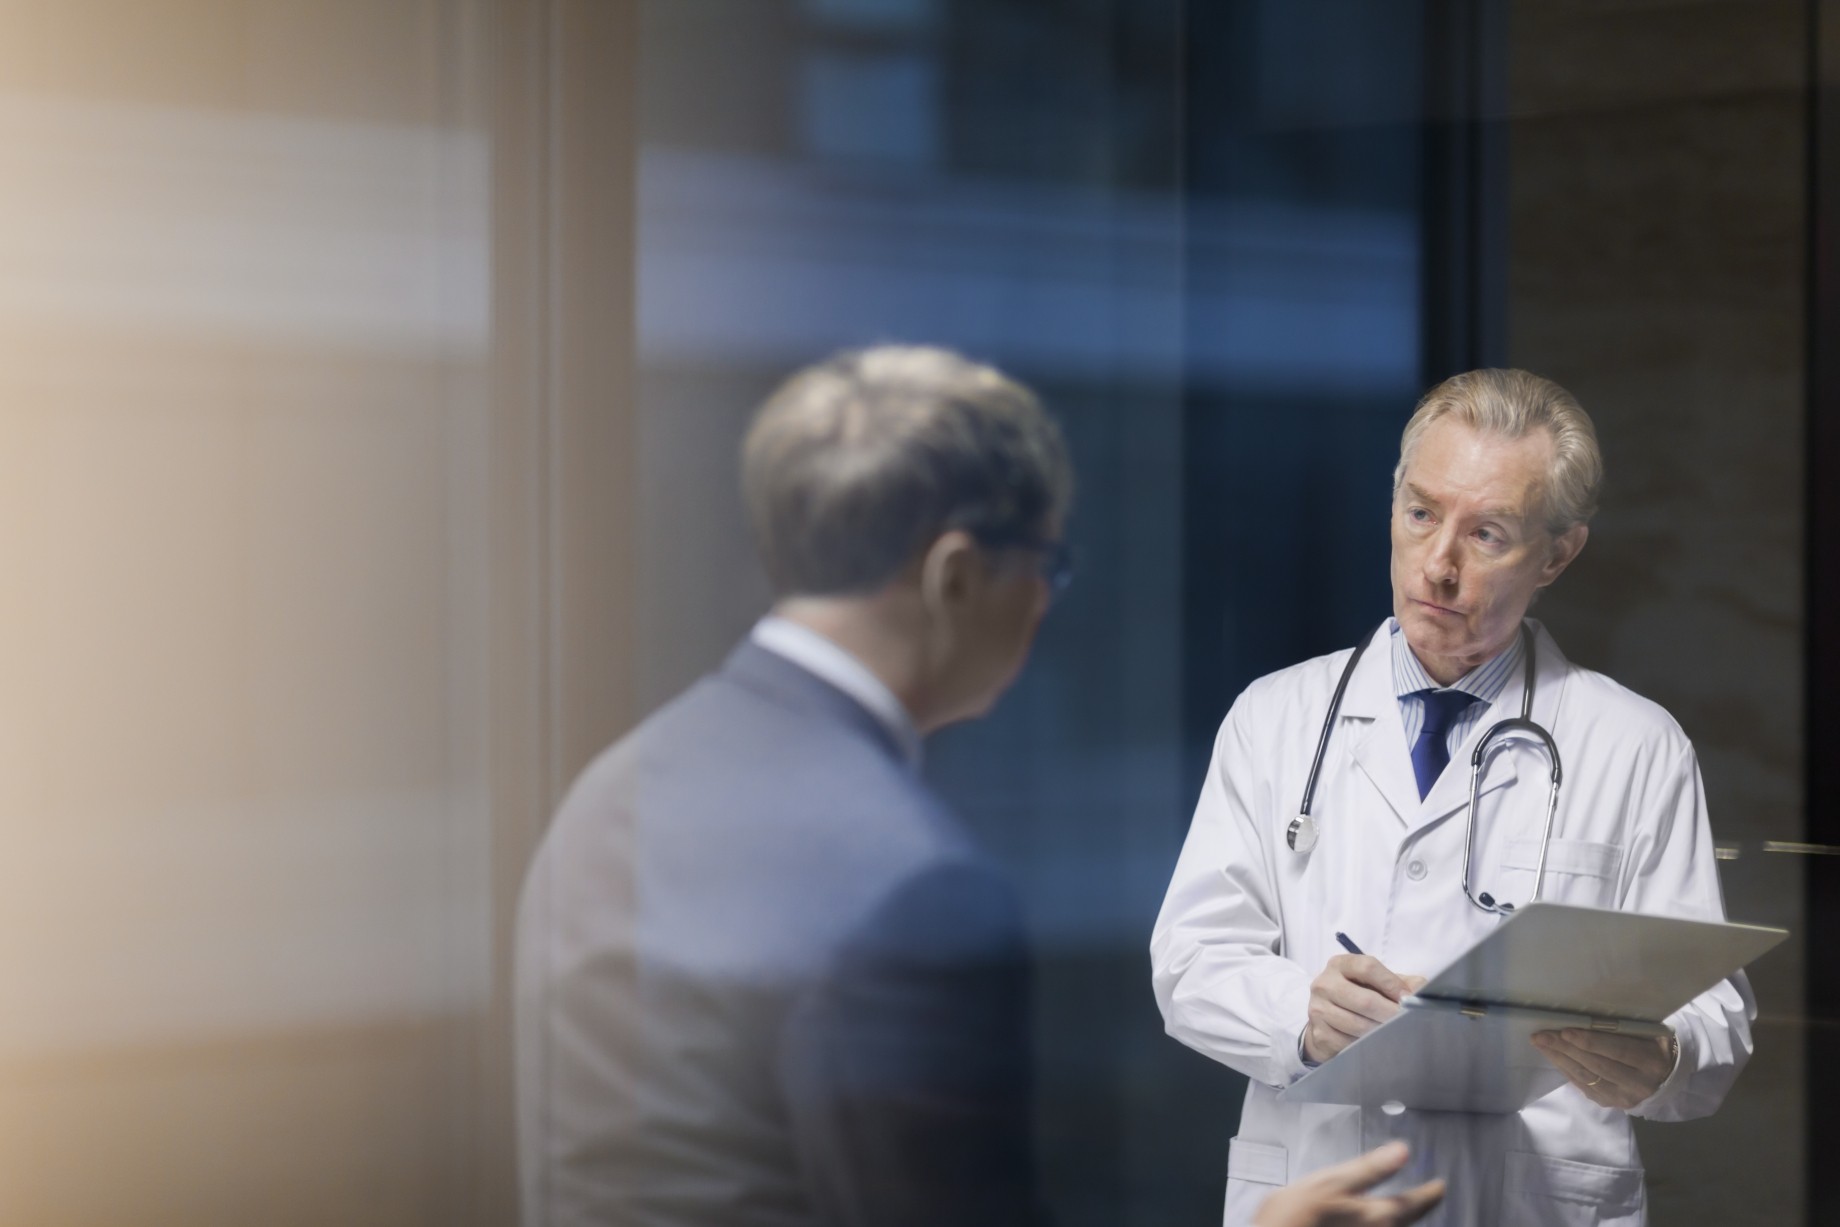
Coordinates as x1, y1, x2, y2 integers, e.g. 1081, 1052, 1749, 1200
1422, 533, 1460, 587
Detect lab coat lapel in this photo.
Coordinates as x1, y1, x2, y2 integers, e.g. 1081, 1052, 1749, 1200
1340, 622, 1422, 828
1525, 619, 1573, 739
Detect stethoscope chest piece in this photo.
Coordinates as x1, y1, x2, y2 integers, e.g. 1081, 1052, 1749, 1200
1286, 814, 1318, 854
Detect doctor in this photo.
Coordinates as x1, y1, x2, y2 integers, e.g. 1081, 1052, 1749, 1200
1151, 369, 1753, 1226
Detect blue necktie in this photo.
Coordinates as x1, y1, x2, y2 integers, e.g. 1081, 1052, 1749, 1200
1411, 689, 1479, 800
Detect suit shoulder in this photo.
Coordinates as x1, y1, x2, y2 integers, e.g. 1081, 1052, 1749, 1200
533, 668, 986, 949
832, 852, 1027, 979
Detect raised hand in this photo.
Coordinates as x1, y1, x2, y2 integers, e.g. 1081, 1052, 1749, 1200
1253, 1141, 1446, 1227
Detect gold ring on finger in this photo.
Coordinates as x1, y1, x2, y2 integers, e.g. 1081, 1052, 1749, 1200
1585, 1075, 1603, 1087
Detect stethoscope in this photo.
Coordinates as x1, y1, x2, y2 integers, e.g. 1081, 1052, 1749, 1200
1284, 622, 1563, 915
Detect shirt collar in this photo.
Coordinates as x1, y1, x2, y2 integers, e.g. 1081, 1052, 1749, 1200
1389, 617, 1524, 704
749, 616, 923, 768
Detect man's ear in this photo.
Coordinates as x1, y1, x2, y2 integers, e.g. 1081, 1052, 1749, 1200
1539, 523, 1589, 586
918, 530, 979, 615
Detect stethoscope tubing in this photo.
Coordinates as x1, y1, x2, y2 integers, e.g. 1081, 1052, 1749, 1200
1297, 632, 1375, 821
1292, 622, 1560, 915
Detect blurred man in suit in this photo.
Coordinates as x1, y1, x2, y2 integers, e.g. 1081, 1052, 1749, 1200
515, 344, 1446, 1227
515, 346, 1073, 1227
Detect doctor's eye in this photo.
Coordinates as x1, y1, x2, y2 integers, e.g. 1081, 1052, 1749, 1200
1407, 507, 1433, 524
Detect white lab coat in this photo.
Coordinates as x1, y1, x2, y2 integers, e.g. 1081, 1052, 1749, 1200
1151, 620, 1753, 1227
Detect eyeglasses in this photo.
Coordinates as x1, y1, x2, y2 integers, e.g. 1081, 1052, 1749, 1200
976, 534, 1076, 601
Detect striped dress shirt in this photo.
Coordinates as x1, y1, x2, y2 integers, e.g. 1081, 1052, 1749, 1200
1390, 618, 1524, 759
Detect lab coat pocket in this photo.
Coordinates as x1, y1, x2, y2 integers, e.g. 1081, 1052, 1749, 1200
1222, 1137, 1287, 1226
1504, 1150, 1644, 1226
1499, 838, 1623, 907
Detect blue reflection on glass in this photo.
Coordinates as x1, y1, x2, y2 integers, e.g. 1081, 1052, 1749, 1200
635, 3, 1445, 1221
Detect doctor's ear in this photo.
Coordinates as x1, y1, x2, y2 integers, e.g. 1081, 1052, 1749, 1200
1538, 523, 1589, 586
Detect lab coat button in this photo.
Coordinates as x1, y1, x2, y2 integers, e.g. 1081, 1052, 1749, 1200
1406, 859, 1428, 881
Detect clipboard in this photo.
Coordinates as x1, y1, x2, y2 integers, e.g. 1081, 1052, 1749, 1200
1277, 902, 1786, 1114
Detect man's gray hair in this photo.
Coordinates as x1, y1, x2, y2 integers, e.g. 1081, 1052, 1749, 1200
742, 345, 1073, 597
1394, 368, 1604, 533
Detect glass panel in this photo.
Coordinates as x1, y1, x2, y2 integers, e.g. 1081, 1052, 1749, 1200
0, 4, 494, 1221
1506, 2, 1809, 1219
635, 3, 1426, 1222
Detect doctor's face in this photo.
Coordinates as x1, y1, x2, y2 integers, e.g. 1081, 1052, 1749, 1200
1389, 417, 1587, 685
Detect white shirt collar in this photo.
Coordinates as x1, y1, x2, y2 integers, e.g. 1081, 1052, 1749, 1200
749, 616, 923, 768
1388, 616, 1524, 703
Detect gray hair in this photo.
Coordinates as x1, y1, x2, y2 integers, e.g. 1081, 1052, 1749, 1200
1393, 368, 1604, 533
742, 346, 1074, 597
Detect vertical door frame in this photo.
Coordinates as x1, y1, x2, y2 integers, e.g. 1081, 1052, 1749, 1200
1419, 0, 1509, 379
1807, 1, 1838, 1222
482, 0, 640, 1217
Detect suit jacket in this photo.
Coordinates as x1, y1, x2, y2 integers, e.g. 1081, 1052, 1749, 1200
515, 640, 1039, 1227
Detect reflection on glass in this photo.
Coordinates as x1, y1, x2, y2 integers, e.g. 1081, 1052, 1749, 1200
636, 3, 1427, 1222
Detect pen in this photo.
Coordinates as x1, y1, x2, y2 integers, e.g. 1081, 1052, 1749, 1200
1335, 931, 1364, 955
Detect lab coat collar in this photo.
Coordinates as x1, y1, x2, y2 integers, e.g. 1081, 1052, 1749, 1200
1335, 619, 1401, 722
1340, 619, 1424, 827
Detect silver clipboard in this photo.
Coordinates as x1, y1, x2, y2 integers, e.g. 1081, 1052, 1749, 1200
1278, 902, 1787, 1114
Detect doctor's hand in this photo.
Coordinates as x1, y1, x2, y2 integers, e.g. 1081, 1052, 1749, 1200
1302, 955, 1427, 1064
1252, 1141, 1446, 1227
1531, 1028, 1676, 1111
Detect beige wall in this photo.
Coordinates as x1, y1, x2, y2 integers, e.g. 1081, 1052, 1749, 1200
0, 3, 635, 1223
1508, 1, 1807, 1220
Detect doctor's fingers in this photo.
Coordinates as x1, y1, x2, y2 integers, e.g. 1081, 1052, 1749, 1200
1315, 973, 1405, 1026
1532, 1039, 1645, 1110
1327, 954, 1411, 1001
1309, 998, 1386, 1049
1538, 1031, 1661, 1088
1555, 1029, 1674, 1081
1303, 1016, 1363, 1063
